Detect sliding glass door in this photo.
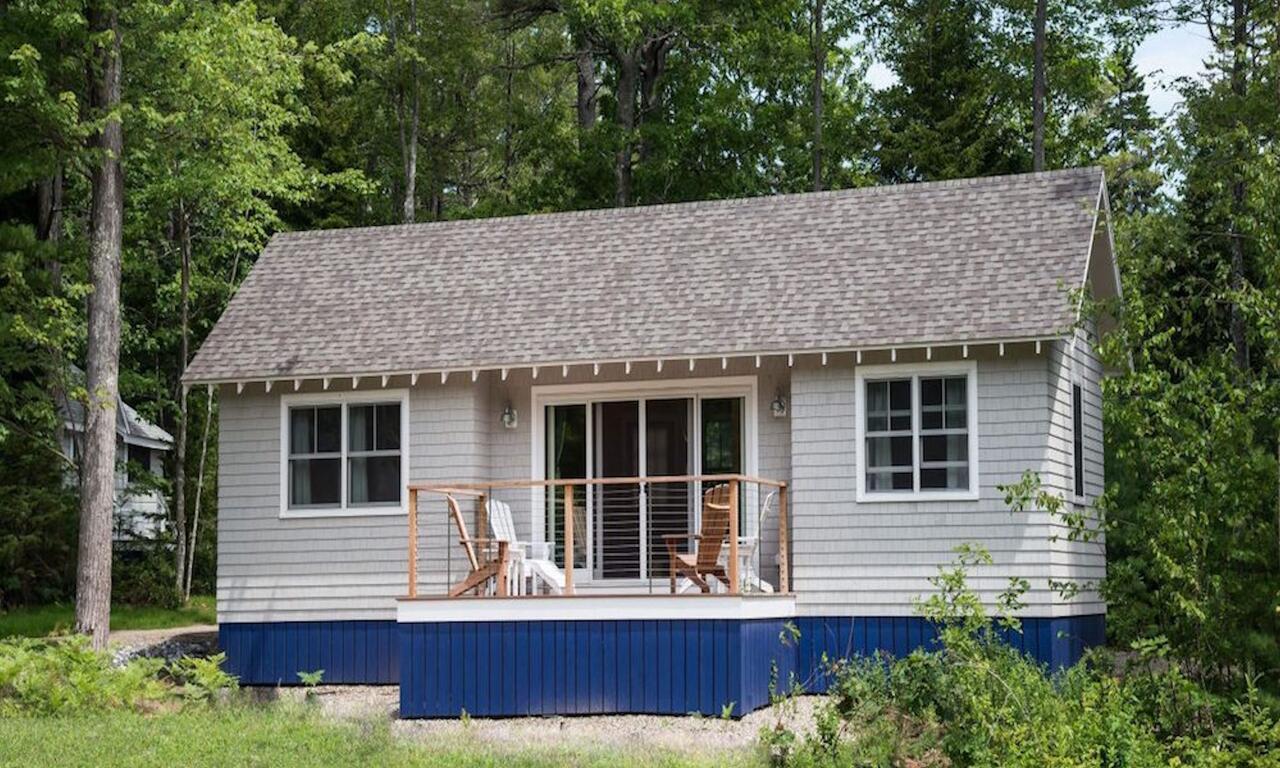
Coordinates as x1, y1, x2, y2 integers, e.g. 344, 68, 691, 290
543, 392, 744, 582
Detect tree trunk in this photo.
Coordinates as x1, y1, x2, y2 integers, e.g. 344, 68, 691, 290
637, 36, 669, 167
1228, 0, 1249, 372
173, 202, 191, 596
184, 385, 214, 601
389, 0, 419, 224
1032, 0, 1047, 171
575, 43, 597, 134
76, 0, 123, 650
36, 168, 64, 288
614, 50, 638, 207
812, 0, 825, 191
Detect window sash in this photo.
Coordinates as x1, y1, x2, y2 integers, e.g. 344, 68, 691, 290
862, 371, 974, 497
286, 400, 403, 511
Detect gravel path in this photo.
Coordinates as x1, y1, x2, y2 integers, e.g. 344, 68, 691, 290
108, 625, 218, 667
268, 685, 826, 759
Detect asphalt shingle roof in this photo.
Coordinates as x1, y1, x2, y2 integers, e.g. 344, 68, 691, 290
184, 167, 1105, 383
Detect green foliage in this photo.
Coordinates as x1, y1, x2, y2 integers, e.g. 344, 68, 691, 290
0, 596, 215, 639
0, 637, 169, 715
769, 551, 1280, 767
168, 653, 237, 703
0, 708, 730, 768
297, 669, 324, 687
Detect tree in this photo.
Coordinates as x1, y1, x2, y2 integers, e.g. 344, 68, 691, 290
75, 0, 124, 649
1032, 0, 1046, 170
123, 0, 311, 599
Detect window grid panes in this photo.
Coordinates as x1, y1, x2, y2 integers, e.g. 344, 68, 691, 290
348, 403, 401, 506
287, 401, 402, 511
864, 379, 914, 491
863, 372, 973, 495
288, 405, 342, 508
918, 376, 969, 490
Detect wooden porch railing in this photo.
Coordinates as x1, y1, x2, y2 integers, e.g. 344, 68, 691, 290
406, 474, 789, 598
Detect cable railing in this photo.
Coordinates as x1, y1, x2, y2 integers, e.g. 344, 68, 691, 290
406, 475, 789, 598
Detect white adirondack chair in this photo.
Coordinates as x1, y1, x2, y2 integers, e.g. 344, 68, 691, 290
717, 489, 777, 594
487, 499, 565, 595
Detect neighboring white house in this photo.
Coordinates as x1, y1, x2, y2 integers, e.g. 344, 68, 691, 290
185, 167, 1121, 716
59, 371, 174, 542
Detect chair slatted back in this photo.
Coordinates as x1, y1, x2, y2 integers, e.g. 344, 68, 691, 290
487, 499, 518, 543
446, 495, 480, 571
696, 484, 732, 571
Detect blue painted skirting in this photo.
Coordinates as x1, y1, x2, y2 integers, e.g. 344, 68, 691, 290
398, 619, 795, 718
219, 621, 398, 685
219, 614, 1104, 713
794, 615, 1106, 692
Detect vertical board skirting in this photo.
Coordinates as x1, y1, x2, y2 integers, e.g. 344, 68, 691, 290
398, 618, 795, 719
793, 615, 1107, 692
219, 621, 398, 685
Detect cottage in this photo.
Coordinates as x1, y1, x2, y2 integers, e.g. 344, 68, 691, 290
59, 366, 174, 542
185, 167, 1118, 717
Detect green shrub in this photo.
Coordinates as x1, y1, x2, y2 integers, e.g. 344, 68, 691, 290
766, 545, 1280, 768
169, 653, 238, 703
0, 637, 169, 715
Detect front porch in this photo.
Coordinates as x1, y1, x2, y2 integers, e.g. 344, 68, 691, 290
398, 474, 796, 717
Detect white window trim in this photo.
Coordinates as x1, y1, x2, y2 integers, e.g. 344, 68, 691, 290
279, 388, 410, 518
855, 361, 979, 502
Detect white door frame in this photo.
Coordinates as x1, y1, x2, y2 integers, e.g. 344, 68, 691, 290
531, 376, 759, 581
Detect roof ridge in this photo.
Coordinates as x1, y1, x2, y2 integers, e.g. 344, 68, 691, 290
271, 166, 1103, 242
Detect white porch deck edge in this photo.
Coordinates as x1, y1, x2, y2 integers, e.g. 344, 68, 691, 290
397, 594, 797, 623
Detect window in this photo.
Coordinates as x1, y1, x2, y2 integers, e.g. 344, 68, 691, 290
127, 443, 152, 477
282, 392, 407, 516
856, 364, 978, 500
864, 379, 913, 491
1072, 383, 1084, 498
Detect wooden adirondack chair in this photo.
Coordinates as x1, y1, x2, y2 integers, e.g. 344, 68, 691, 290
664, 484, 732, 594
446, 494, 509, 597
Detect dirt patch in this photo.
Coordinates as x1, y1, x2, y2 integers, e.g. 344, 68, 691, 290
271, 684, 826, 759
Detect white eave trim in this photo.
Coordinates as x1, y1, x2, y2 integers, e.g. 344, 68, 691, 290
190, 335, 1062, 392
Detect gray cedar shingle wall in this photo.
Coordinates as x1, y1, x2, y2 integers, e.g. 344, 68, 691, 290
217, 376, 490, 623
219, 352, 1100, 622
789, 350, 1080, 618
1044, 322, 1107, 615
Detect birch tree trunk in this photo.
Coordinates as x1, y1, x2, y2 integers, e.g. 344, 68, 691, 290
184, 385, 214, 601
811, 0, 825, 192
76, 0, 124, 650
395, 0, 420, 224
1032, 0, 1046, 171
173, 202, 190, 596
1228, 0, 1250, 372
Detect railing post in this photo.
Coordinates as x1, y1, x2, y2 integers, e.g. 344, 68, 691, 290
777, 484, 789, 595
407, 487, 418, 598
727, 479, 740, 595
563, 484, 575, 595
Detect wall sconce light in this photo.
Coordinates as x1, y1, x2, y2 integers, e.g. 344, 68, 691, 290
770, 393, 788, 418
501, 404, 519, 429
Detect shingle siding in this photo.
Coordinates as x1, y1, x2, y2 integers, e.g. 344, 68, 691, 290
789, 350, 1088, 618
219, 349, 1103, 623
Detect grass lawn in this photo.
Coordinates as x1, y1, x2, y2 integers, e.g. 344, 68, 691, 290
0, 596, 215, 639
0, 707, 735, 768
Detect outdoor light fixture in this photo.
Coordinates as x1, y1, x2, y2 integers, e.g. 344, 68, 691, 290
770, 393, 788, 418
501, 404, 519, 429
